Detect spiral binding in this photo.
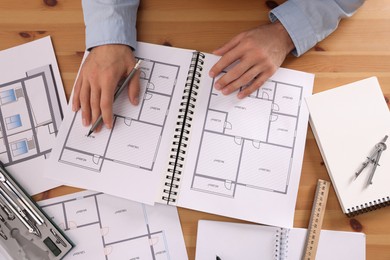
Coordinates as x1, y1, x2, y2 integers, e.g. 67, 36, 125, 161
274, 228, 289, 260
161, 51, 205, 204
346, 196, 390, 217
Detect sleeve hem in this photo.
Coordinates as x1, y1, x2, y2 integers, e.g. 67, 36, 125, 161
85, 20, 137, 51
269, 1, 317, 57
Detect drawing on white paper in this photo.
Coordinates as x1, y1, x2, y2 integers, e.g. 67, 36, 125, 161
191, 76, 303, 195
58, 59, 179, 172
39, 192, 178, 260
0, 65, 64, 166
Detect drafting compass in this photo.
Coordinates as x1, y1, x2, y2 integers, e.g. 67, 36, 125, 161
355, 135, 388, 185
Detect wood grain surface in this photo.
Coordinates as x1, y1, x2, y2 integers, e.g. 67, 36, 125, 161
1, 1, 389, 259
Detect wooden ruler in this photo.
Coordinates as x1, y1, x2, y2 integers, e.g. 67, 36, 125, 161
302, 179, 330, 260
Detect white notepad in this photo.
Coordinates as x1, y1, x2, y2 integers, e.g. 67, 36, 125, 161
305, 77, 390, 216
196, 220, 366, 260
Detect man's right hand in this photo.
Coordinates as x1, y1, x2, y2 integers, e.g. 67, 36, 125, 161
72, 44, 140, 132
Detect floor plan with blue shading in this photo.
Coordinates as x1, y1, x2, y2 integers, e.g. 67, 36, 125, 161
0, 65, 63, 166
38, 191, 188, 260
191, 77, 304, 196
0, 36, 68, 195
58, 58, 179, 172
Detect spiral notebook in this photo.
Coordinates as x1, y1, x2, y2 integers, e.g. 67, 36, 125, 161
196, 220, 366, 260
305, 77, 390, 216
46, 42, 314, 227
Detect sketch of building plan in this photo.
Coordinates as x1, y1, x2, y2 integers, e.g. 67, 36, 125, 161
175, 58, 314, 227
193, 78, 303, 194
59, 59, 179, 172
46, 42, 194, 205
38, 190, 188, 260
0, 36, 67, 195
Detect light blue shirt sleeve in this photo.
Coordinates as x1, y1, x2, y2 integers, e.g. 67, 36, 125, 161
269, 0, 365, 56
82, 0, 139, 50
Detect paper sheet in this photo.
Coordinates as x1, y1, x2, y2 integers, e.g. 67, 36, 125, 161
45, 42, 194, 205
0, 36, 67, 195
196, 220, 365, 260
178, 58, 314, 227
38, 190, 188, 260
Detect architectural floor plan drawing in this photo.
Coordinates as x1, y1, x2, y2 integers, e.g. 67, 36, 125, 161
38, 191, 188, 260
58, 58, 179, 172
0, 36, 67, 195
191, 77, 303, 196
0, 65, 63, 166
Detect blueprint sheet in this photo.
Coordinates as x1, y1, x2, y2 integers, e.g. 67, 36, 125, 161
0, 36, 67, 194
175, 54, 314, 227
45, 42, 194, 204
38, 190, 188, 260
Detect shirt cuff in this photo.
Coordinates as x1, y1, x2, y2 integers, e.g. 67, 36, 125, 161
82, 0, 139, 51
85, 19, 138, 51
269, 1, 317, 57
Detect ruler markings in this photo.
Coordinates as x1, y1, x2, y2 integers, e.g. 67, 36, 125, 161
302, 179, 330, 260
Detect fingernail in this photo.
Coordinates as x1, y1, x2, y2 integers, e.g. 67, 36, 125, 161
105, 123, 112, 129
222, 88, 229, 95
82, 118, 87, 126
237, 92, 245, 99
134, 97, 139, 105
209, 71, 215, 78
214, 83, 221, 90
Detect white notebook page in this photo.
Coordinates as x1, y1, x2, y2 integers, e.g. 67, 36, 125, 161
196, 220, 366, 260
305, 77, 390, 214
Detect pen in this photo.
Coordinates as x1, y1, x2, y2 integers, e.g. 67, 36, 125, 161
87, 59, 142, 136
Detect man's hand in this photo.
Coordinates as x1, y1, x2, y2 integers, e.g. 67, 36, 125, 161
209, 21, 294, 99
72, 44, 140, 132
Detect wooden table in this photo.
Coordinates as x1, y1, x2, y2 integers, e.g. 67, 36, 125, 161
1, 0, 389, 259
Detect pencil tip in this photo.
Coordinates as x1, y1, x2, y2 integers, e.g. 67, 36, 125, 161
87, 130, 92, 137
135, 59, 142, 68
